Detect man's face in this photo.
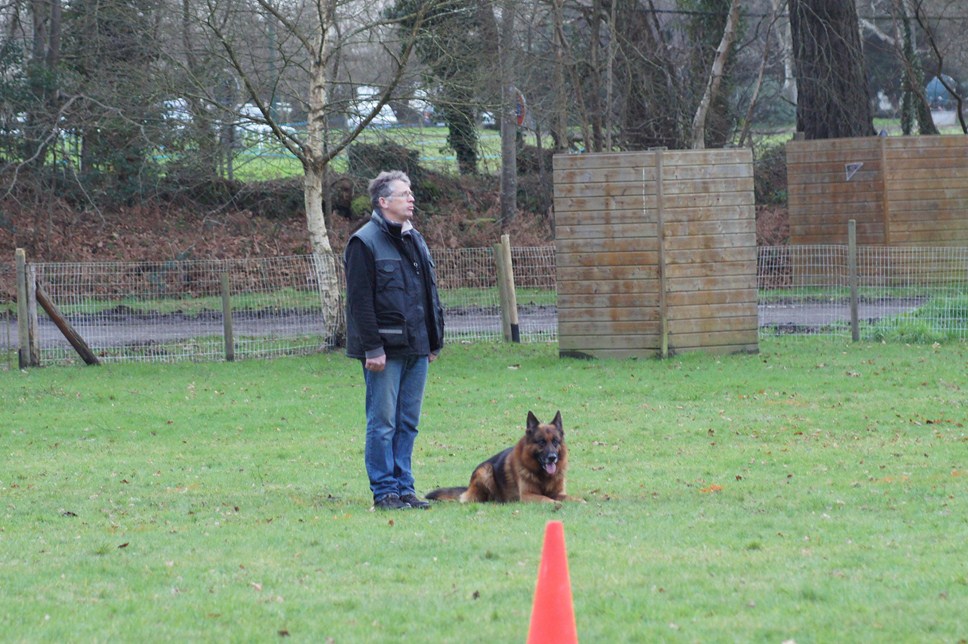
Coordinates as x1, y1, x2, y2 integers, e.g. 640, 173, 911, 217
378, 180, 414, 224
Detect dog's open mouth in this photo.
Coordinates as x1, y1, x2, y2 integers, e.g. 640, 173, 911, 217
543, 461, 557, 475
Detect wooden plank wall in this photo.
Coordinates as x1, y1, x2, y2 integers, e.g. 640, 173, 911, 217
553, 150, 758, 359
787, 137, 886, 245
787, 135, 968, 246
884, 136, 968, 245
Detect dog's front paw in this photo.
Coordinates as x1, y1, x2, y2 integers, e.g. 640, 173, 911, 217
558, 495, 585, 503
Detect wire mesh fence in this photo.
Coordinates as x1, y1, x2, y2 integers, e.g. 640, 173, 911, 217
23, 255, 342, 365
3, 244, 967, 369
510, 246, 557, 342
758, 245, 968, 341
1, 260, 14, 367
0, 246, 559, 368
432, 247, 502, 343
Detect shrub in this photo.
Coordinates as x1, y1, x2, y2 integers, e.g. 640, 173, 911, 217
753, 141, 787, 205
351, 194, 372, 219
347, 138, 424, 183
756, 205, 789, 246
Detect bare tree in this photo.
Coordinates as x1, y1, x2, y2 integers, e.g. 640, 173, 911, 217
738, 0, 785, 147
910, 0, 967, 133
892, 0, 938, 135
691, 0, 740, 149
788, 0, 875, 139
195, 0, 429, 254
497, 0, 516, 224
549, 0, 569, 152
389, 0, 498, 176
23, 0, 62, 169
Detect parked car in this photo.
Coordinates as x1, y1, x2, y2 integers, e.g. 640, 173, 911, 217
346, 102, 398, 129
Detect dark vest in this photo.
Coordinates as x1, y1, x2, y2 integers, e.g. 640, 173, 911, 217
344, 212, 444, 359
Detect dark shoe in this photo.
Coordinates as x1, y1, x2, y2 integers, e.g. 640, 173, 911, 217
400, 494, 430, 509
373, 494, 411, 510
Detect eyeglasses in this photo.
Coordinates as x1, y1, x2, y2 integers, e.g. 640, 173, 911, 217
386, 190, 414, 200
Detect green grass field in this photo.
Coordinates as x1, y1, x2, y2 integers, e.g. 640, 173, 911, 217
2, 338, 966, 641
230, 126, 509, 181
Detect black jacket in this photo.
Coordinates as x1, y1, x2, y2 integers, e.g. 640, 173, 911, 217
344, 211, 444, 360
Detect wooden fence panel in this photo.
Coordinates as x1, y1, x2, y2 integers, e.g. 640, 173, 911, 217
788, 135, 968, 246
553, 150, 758, 359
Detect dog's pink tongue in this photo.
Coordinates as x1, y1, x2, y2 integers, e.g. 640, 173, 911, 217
544, 462, 557, 475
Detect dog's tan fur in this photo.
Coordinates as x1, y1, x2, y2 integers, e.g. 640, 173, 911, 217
426, 411, 579, 503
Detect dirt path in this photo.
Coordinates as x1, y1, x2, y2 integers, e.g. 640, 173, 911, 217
7, 300, 923, 352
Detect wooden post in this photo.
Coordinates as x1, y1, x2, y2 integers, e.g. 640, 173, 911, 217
878, 136, 891, 245
15, 249, 30, 368
27, 265, 40, 365
494, 244, 511, 342
500, 234, 520, 342
221, 272, 235, 361
34, 282, 100, 365
653, 155, 669, 358
848, 219, 859, 342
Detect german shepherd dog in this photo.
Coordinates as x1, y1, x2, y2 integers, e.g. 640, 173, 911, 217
426, 411, 579, 503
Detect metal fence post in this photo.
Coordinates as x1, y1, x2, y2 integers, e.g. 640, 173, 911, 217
221, 272, 235, 361
27, 265, 40, 364
15, 249, 30, 368
654, 157, 669, 359
498, 235, 520, 342
848, 219, 859, 341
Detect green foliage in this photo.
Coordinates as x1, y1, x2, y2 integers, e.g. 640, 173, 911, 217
388, 0, 488, 175
345, 136, 469, 217
871, 295, 968, 343
347, 138, 423, 181
516, 172, 554, 215
351, 194, 372, 219
0, 43, 30, 162
747, 79, 797, 127
752, 140, 788, 205
23, 0, 171, 205
440, 99, 480, 175
1, 339, 966, 641
681, 0, 743, 147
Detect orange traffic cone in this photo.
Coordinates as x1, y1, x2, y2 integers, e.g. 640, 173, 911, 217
526, 520, 578, 643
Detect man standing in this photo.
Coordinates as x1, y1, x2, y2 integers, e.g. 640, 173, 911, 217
344, 170, 444, 510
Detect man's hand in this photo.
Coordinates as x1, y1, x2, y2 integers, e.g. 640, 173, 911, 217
364, 354, 386, 372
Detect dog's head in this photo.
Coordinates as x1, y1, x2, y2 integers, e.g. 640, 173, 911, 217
525, 410, 565, 476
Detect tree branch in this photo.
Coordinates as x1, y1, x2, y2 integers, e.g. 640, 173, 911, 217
691, 0, 740, 149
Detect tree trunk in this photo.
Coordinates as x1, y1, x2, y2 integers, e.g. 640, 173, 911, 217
911, 0, 968, 133
304, 0, 342, 337
788, 0, 875, 139
615, 0, 683, 149
300, 0, 341, 254
739, 0, 782, 147
551, 0, 568, 151
780, 2, 797, 105
894, 0, 938, 135
604, 0, 617, 151
24, 0, 61, 169
181, 0, 222, 178
498, 0, 517, 225
304, 162, 332, 255
691, 0, 740, 149
587, 0, 604, 153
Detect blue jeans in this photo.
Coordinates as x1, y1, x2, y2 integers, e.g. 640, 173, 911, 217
363, 355, 428, 501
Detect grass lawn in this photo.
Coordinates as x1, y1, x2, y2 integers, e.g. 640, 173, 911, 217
1, 337, 966, 641
230, 126, 508, 181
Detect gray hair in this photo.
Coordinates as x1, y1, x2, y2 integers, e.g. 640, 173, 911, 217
368, 170, 411, 209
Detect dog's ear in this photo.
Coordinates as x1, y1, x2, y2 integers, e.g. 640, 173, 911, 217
552, 410, 563, 432
526, 410, 539, 431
